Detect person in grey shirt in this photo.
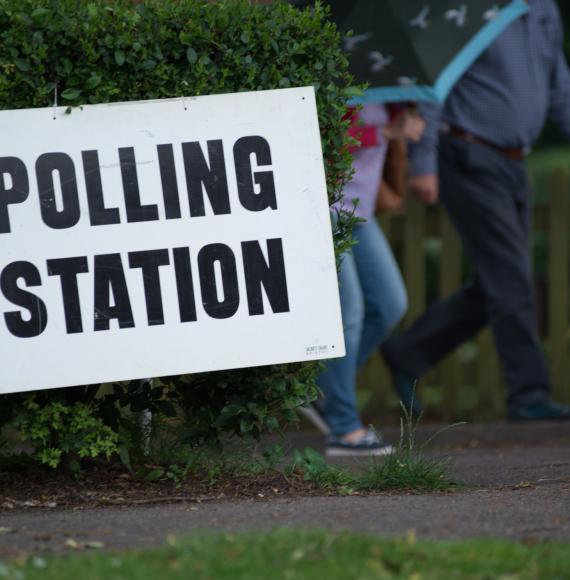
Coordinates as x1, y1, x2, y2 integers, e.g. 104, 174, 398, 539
382, 0, 570, 421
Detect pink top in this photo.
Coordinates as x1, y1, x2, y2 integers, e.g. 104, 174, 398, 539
336, 103, 389, 220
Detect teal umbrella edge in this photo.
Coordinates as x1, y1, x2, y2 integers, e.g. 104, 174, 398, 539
349, 0, 530, 104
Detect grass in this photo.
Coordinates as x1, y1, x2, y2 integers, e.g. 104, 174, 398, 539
288, 398, 458, 494
356, 450, 452, 492
289, 447, 356, 491
142, 442, 285, 487
356, 405, 462, 492
3, 529, 570, 579
290, 445, 454, 494
132, 418, 289, 486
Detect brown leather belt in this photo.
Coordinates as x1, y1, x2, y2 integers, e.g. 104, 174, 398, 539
442, 125, 527, 161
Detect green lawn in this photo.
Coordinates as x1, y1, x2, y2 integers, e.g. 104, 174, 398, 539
3, 530, 570, 579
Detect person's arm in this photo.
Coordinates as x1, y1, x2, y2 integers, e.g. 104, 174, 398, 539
384, 109, 425, 143
376, 178, 405, 214
407, 102, 442, 204
408, 102, 442, 176
547, 8, 570, 141
347, 105, 425, 153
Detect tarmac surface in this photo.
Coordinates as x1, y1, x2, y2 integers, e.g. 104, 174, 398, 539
1, 422, 569, 557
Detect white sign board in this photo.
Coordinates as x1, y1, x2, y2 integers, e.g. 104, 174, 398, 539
0, 87, 344, 394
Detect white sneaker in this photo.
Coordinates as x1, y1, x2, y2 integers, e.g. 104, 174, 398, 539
326, 429, 393, 457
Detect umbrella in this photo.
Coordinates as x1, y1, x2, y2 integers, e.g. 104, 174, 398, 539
323, 0, 529, 103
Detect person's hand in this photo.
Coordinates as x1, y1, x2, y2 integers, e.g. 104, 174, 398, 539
409, 174, 439, 205
383, 111, 426, 143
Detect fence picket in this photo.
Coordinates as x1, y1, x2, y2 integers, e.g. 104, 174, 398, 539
548, 170, 570, 403
439, 211, 463, 417
476, 329, 503, 417
402, 197, 426, 324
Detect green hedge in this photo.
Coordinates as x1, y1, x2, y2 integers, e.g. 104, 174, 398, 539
0, 0, 355, 466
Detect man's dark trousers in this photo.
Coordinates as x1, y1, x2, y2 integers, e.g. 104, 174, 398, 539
382, 134, 551, 410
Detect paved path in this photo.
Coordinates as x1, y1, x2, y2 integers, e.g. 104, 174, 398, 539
1, 423, 569, 557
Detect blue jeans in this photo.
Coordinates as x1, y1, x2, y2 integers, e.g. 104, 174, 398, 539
318, 218, 407, 437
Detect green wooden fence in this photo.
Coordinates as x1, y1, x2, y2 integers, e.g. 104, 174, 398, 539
358, 166, 570, 421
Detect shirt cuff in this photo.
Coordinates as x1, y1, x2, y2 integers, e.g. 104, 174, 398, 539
409, 152, 438, 177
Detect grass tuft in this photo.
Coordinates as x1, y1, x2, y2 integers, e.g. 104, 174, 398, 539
291, 389, 460, 494
289, 446, 455, 494
356, 450, 453, 492
352, 384, 463, 492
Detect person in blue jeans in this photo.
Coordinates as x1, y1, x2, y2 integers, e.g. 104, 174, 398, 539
315, 103, 425, 456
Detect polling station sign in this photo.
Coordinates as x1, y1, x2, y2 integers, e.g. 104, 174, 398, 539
0, 87, 344, 394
